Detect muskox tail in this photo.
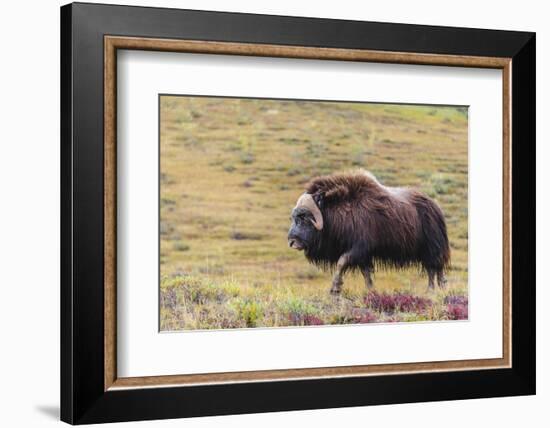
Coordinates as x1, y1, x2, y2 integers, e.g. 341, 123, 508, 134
415, 195, 451, 272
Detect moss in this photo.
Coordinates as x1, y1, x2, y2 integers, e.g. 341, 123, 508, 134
173, 241, 190, 252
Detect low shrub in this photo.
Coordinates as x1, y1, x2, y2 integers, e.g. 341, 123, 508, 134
364, 291, 432, 314
163, 275, 228, 305
289, 314, 324, 326
352, 309, 378, 324
280, 296, 321, 326
240, 152, 255, 164
230, 231, 263, 240
445, 303, 468, 320
173, 241, 190, 252
444, 295, 468, 306
232, 299, 263, 327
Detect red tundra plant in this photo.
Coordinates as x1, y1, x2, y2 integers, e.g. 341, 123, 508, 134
353, 310, 378, 324
364, 291, 432, 314
443, 295, 468, 320
303, 314, 324, 326
444, 295, 468, 306
288, 313, 324, 326
445, 303, 468, 320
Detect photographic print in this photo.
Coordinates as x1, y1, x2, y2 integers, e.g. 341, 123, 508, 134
159, 95, 468, 331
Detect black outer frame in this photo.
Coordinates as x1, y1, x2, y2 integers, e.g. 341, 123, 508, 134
60, 2, 535, 424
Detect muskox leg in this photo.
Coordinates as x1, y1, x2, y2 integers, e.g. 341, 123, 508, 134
361, 266, 374, 289
427, 269, 436, 290
437, 270, 447, 288
330, 253, 350, 295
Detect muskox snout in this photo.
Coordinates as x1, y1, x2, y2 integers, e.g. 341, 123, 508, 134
288, 238, 305, 250
288, 231, 305, 250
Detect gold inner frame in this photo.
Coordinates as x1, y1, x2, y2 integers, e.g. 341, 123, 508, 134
104, 35, 512, 391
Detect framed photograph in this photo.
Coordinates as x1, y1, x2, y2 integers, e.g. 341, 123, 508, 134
60, 2, 535, 424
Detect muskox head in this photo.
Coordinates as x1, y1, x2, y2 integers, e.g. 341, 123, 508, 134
287, 193, 323, 251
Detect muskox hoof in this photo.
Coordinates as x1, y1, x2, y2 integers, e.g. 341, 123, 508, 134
330, 287, 342, 296
330, 281, 343, 295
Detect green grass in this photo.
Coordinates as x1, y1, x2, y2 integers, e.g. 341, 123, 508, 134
160, 274, 468, 330
159, 96, 469, 331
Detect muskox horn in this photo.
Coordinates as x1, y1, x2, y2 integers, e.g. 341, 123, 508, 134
294, 193, 323, 230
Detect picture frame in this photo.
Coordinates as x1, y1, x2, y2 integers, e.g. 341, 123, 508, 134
60, 2, 535, 424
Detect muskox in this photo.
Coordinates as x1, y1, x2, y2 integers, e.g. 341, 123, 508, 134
287, 170, 450, 294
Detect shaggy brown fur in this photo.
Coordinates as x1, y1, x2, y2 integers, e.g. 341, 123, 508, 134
288, 170, 450, 293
